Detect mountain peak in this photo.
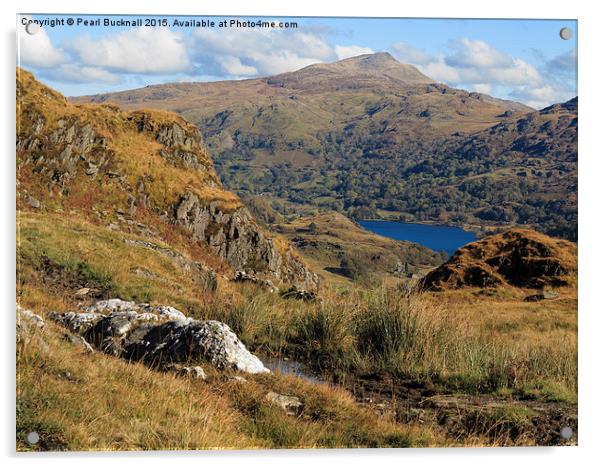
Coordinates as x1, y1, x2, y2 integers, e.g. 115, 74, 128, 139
332, 51, 433, 83
337, 51, 398, 66
264, 52, 434, 90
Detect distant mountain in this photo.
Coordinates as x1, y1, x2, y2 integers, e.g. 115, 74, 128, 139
73, 53, 576, 240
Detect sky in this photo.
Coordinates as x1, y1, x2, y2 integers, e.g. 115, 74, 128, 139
17, 14, 577, 109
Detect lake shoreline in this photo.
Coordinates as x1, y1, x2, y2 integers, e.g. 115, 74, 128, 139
358, 219, 478, 256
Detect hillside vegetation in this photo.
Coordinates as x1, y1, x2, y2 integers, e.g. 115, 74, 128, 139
74, 52, 577, 240
17, 68, 577, 449
273, 211, 446, 285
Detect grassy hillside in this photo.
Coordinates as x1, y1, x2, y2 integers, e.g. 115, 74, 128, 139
273, 211, 446, 285
17, 67, 317, 290
17, 67, 578, 449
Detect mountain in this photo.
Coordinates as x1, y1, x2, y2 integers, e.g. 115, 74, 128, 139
72, 53, 576, 240
16, 68, 319, 293
421, 228, 577, 291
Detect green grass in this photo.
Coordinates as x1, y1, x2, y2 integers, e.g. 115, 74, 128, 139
461, 406, 537, 443
193, 283, 577, 401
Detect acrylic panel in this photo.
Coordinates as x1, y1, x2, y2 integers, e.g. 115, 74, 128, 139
16, 14, 578, 451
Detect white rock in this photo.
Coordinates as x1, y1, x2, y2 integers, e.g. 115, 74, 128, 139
85, 298, 136, 313
51, 300, 271, 375
190, 320, 270, 374
18, 308, 45, 328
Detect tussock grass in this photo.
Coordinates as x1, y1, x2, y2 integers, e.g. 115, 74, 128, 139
196, 283, 577, 400
18, 210, 577, 402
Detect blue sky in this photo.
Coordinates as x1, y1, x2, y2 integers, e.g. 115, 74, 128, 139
18, 15, 577, 108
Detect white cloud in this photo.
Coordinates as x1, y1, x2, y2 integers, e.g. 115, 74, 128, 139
189, 29, 372, 77
510, 84, 575, 110
406, 39, 542, 87
189, 28, 337, 77
217, 56, 258, 76
390, 42, 431, 65
70, 27, 190, 74
472, 83, 492, 94
389, 38, 574, 108
446, 38, 513, 68
335, 45, 374, 60
43, 64, 121, 84
18, 17, 66, 68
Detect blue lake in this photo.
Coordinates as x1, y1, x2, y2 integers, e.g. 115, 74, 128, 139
358, 220, 477, 256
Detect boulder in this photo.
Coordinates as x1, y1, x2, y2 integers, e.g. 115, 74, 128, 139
50, 300, 270, 374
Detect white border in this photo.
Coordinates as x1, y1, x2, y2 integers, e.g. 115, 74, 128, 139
3, 1, 601, 465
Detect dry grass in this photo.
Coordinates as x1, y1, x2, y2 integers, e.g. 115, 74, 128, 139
16, 210, 576, 450
17, 320, 255, 451
17, 315, 443, 451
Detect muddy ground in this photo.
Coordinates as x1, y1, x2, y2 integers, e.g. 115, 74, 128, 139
348, 372, 577, 446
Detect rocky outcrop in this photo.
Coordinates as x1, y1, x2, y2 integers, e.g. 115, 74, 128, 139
49, 299, 270, 374
17, 69, 318, 293
17, 115, 112, 185
130, 112, 216, 175
173, 193, 319, 290
421, 228, 577, 291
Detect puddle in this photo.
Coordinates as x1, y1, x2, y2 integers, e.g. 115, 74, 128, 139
263, 356, 326, 385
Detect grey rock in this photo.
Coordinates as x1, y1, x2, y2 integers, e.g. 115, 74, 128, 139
190, 366, 207, 380
280, 286, 318, 302
51, 300, 270, 374
17, 306, 45, 329
49, 311, 103, 333
165, 364, 207, 381
174, 193, 319, 291
26, 195, 41, 209
525, 290, 559, 302
16, 306, 45, 346
227, 375, 248, 383
233, 270, 278, 293
265, 391, 303, 416
543, 290, 559, 299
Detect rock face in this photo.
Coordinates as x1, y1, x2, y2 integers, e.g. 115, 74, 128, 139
421, 228, 577, 291
50, 299, 270, 374
174, 193, 319, 290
